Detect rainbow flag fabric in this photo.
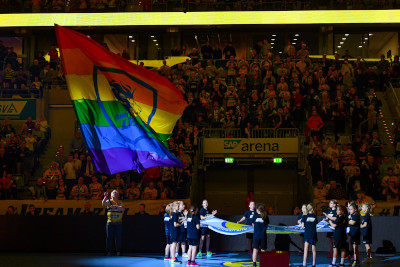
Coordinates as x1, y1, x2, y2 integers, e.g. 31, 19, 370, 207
55, 25, 187, 174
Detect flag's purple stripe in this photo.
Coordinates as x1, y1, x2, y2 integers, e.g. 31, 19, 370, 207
88, 147, 183, 174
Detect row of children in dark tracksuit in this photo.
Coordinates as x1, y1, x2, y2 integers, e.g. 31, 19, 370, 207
163, 200, 217, 265
297, 200, 373, 267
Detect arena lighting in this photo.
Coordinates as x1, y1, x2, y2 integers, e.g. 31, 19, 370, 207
271, 39, 275, 41
153, 39, 157, 42
337, 45, 341, 48
225, 157, 234, 163
345, 33, 349, 36
358, 45, 362, 48
342, 37, 346, 40
2, 10, 400, 27
128, 35, 132, 38
340, 41, 344, 44
364, 37, 368, 40
272, 34, 276, 36
295, 34, 299, 36
273, 157, 283, 164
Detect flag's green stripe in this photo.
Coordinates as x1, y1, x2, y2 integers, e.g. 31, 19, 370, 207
73, 99, 171, 143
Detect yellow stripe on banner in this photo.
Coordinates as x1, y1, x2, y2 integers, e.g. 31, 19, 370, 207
66, 74, 180, 135
67, 74, 116, 101
2, 11, 400, 27
137, 102, 182, 135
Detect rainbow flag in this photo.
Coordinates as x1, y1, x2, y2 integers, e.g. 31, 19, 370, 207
55, 25, 187, 174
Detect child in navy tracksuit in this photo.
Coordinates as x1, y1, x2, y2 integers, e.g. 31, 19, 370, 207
348, 203, 361, 266
251, 203, 269, 267
328, 205, 348, 267
360, 204, 373, 264
170, 201, 182, 264
237, 200, 256, 253
301, 204, 318, 267
164, 204, 172, 261
186, 205, 201, 266
198, 199, 217, 258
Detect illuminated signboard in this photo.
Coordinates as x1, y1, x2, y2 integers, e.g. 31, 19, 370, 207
0, 10, 400, 27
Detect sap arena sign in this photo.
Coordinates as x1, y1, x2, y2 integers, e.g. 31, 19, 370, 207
203, 138, 298, 154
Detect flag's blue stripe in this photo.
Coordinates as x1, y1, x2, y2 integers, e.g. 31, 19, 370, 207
79, 123, 172, 155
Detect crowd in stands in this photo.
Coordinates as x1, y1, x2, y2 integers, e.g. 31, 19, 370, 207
0, 116, 51, 199
0, 42, 64, 98
0, 0, 398, 13
161, 39, 400, 205
3, 35, 400, 208
29, 129, 193, 201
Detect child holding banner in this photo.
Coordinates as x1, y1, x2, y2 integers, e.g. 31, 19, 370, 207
187, 205, 201, 266
198, 200, 217, 258
251, 203, 269, 267
237, 201, 256, 254
170, 202, 182, 264
163, 204, 172, 261
348, 203, 361, 266
323, 199, 338, 258
361, 204, 373, 264
328, 205, 347, 267
300, 204, 317, 267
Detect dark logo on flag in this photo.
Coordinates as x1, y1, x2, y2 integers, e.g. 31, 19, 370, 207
109, 80, 142, 116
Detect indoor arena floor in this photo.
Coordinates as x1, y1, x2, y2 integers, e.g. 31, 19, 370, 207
1, 252, 400, 267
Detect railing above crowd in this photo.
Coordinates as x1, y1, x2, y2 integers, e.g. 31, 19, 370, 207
203, 127, 299, 138
0, 0, 398, 14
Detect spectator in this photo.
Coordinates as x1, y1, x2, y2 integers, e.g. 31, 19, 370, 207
171, 45, 180, 56
304, 147, 323, 184
126, 181, 141, 200
48, 45, 59, 69
56, 179, 67, 200
26, 204, 37, 215
313, 180, 328, 201
223, 41, 236, 59
71, 131, 85, 153
30, 178, 47, 200
142, 166, 160, 185
177, 148, 192, 166
64, 154, 78, 193
327, 181, 346, 200
89, 176, 104, 200
6, 205, 16, 215
355, 191, 376, 210
70, 177, 89, 200
44, 162, 61, 199
143, 181, 157, 200
306, 110, 324, 141
135, 203, 149, 216
201, 41, 213, 60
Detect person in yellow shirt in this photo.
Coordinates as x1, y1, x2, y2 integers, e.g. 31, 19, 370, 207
102, 190, 125, 256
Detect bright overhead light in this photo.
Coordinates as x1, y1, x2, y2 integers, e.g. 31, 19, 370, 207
340, 42, 344, 44
271, 47, 274, 49
279, 51, 282, 53
295, 34, 299, 36
345, 34, 349, 36
271, 39, 275, 41
272, 34, 276, 36
292, 43, 296, 45
128, 35, 133, 38
270, 43, 274, 45
150, 35, 154, 38
131, 40, 135, 42
153, 39, 157, 42
364, 37, 368, 40
342, 37, 346, 40
358, 45, 362, 48
335, 51, 337, 53
156, 44, 159, 46
369, 33, 373, 36
363, 41, 365, 44
293, 39, 297, 41
337, 45, 341, 48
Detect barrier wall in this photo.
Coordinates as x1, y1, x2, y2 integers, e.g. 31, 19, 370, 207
1, 215, 399, 253
1, 199, 190, 216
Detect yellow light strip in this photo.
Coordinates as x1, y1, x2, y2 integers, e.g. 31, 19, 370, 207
1, 10, 400, 27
